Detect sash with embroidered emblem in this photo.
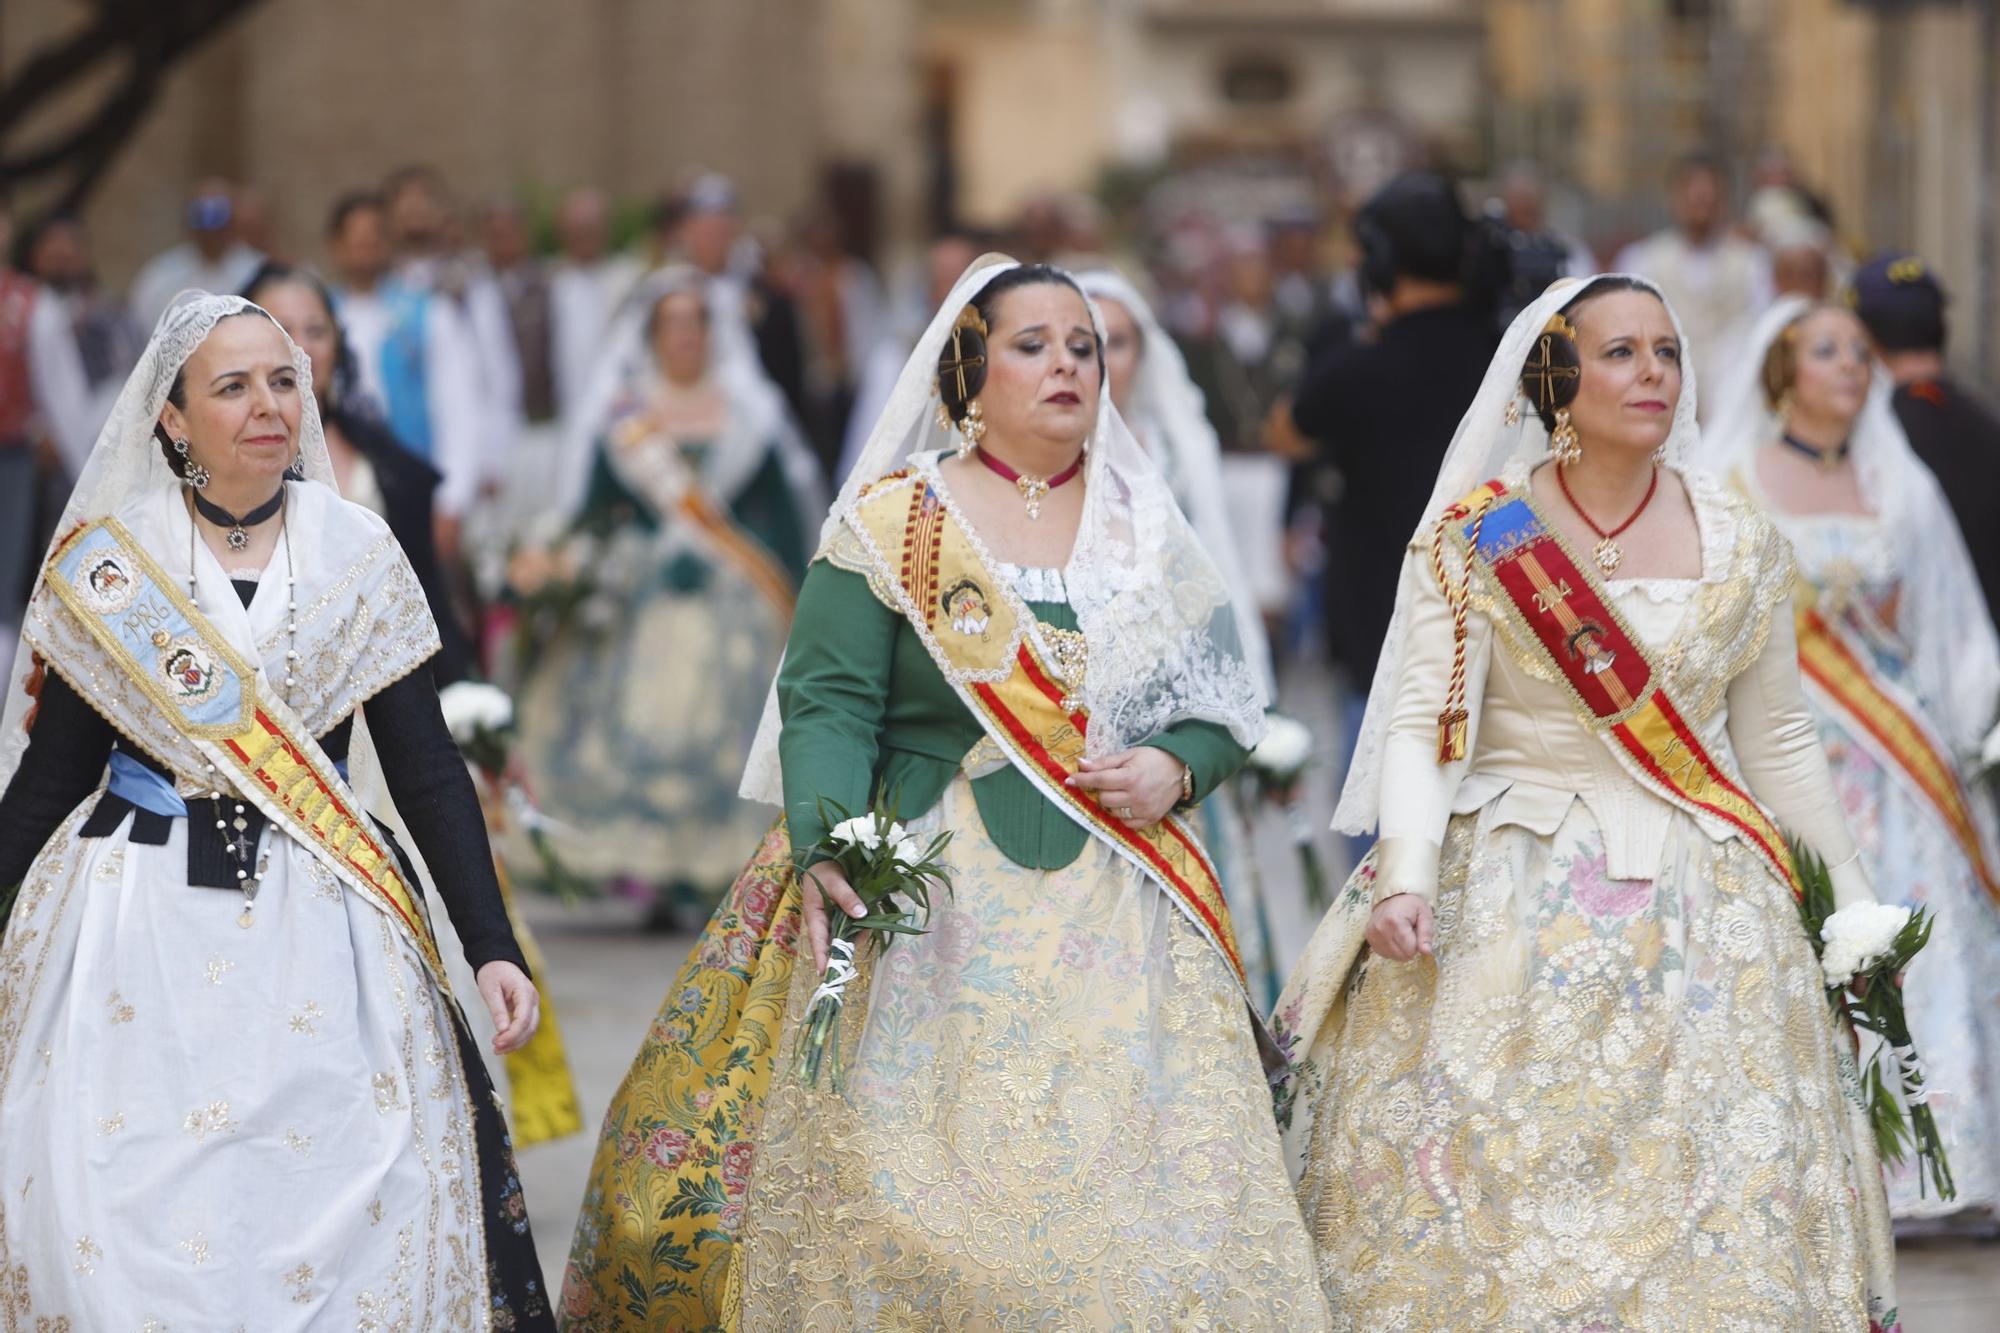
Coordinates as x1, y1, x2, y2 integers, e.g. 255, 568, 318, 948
1443, 481, 1800, 895
840, 469, 1255, 1007
40, 517, 449, 985
1793, 588, 2000, 904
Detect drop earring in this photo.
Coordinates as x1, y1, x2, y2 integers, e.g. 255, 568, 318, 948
1504, 393, 1523, 427
1549, 409, 1582, 465
959, 399, 986, 457
174, 437, 210, 490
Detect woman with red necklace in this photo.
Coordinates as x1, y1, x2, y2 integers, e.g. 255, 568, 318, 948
561, 258, 1321, 1329
1275, 275, 1899, 1328
1707, 298, 2000, 1233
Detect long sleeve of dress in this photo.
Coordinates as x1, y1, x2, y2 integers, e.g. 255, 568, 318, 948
776, 560, 895, 861
360, 669, 529, 974
0, 670, 116, 888
1144, 721, 1251, 807
1371, 547, 1495, 905
1726, 609, 1875, 907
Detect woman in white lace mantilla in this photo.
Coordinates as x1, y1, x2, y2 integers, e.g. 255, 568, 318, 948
1275, 275, 1898, 1330
508, 266, 821, 911
0, 294, 552, 1330
1706, 296, 2000, 1228
560, 257, 1324, 1331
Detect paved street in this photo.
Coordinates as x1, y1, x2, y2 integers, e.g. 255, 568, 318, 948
510, 662, 2000, 1327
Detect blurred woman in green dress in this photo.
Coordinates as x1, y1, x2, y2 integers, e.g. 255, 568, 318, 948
510, 268, 820, 908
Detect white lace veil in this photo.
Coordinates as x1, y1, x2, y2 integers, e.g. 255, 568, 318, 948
1075, 268, 1277, 697
739, 253, 1267, 804
552, 264, 824, 527
1333, 274, 1702, 834
1703, 296, 2000, 757
0, 292, 337, 790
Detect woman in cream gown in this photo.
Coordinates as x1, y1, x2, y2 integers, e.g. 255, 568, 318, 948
561, 257, 1323, 1331
1707, 297, 2000, 1226
1277, 275, 1898, 1330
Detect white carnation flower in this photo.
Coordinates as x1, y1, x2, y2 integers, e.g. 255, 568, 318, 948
887, 827, 925, 866
438, 682, 514, 743
1248, 714, 1313, 777
1819, 901, 1912, 988
828, 816, 882, 852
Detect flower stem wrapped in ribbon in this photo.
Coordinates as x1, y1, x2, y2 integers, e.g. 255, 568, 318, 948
1240, 713, 1329, 911
798, 791, 955, 1091
1792, 838, 1953, 1200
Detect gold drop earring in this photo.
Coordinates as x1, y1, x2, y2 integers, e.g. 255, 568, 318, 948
959, 399, 986, 457
1549, 409, 1582, 465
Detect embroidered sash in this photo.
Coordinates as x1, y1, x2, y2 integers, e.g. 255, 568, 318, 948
844, 470, 1253, 1002
41, 517, 449, 984
605, 412, 796, 619
1445, 481, 1800, 895
1793, 593, 2000, 903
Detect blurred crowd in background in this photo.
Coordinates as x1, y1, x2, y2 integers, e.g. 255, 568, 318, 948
0, 142, 1950, 709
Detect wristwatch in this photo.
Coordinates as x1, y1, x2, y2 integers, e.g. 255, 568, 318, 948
1178, 761, 1194, 808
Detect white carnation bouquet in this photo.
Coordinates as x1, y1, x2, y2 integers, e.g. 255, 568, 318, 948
437, 680, 589, 901
797, 792, 955, 1091
1793, 839, 1952, 1199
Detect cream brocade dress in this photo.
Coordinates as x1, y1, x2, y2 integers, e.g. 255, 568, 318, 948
731, 564, 1326, 1331
1277, 472, 1898, 1331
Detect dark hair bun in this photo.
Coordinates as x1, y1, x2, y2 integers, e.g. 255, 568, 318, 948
1520, 312, 1583, 430
936, 304, 990, 426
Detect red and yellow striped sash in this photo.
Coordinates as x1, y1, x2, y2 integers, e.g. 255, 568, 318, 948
1449, 483, 1800, 895
1795, 599, 2000, 903
43, 518, 448, 984
849, 474, 1248, 995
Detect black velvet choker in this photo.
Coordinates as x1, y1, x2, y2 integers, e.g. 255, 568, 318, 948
1779, 432, 1850, 472
192, 486, 285, 551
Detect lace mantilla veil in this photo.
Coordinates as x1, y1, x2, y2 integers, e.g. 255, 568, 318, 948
0, 292, 412, 854
739, 253, 1267, 805
1074, 267, 1277, 697
1702, 295, 2000, 760
551, 264, 825, 529
1333, 274, 1702, 835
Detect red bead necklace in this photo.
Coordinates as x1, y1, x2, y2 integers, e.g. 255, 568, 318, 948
1556, 462, 1659, 575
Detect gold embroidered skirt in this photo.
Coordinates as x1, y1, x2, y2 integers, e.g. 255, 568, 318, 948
1276, 802, 1899, 1332
726, 775, 1323, 1331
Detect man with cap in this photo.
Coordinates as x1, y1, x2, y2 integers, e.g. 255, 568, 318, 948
1851, 254, 2000, 613
127, 178, 265, 331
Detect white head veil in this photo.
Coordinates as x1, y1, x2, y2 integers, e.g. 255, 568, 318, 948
1334, 273, 1702, 834
1074, 268, 1277, 697
553, 264, 824, 527
740, 254, 1267, 804
0, 292, 337, 790
1703, 296, 2000, 757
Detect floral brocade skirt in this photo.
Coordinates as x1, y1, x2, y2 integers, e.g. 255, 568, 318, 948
1275, 800, 1899, 1333
558, 777, 1325, 1332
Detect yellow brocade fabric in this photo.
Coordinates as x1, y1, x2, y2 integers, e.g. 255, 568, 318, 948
733, 776, 1325, 1331
1276, 809, 1896, 1332
495, 856, 584, 1147
558, 822, 802, 1331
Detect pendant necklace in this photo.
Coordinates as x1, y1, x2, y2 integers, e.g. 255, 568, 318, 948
186, 486, 302, 928
1779, 431, 1850, 472
1556, 462, 1659, 576
191, 486, 286, 551
972, 446, 1084, 520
